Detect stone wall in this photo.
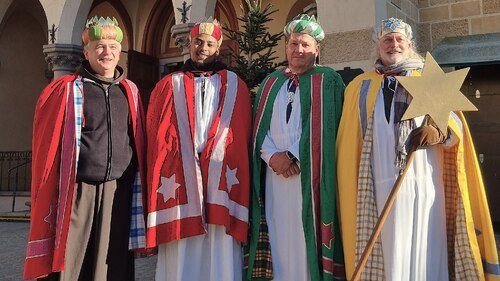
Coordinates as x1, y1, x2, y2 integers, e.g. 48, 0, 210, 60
320, 29, 373, 65
374, 0, 500, 54
418, 0, 500, 52
321, 0, 421, 69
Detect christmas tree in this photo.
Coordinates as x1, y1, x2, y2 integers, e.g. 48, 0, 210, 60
224, 0, 286, 94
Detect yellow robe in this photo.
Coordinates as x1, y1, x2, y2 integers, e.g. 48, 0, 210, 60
336, 70, 499, 280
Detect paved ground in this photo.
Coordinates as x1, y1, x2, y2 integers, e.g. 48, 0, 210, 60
0, 221, 157, 281
3, 219, 500, 281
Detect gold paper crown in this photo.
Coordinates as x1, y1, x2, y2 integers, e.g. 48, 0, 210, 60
189, 17, 223, 46
375, 17, 413, 41
284, 14, 325, 43
82, 16, 123, 44
85, 16, 119, 28
197, 16, 220, 26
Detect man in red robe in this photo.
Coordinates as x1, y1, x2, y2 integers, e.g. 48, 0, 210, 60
24, 16, 147, 281
146, 17, 252, 281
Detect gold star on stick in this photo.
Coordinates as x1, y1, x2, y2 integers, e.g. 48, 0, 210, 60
396, 52, 477, 132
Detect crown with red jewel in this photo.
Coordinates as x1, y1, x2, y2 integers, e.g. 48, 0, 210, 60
189, 17, 223, 46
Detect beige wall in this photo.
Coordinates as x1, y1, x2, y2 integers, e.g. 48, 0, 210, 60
262, 0, 299, 64
318, 0, 377, 71
0, 11, 47, 150
2, 0, 500, 152
319, 0, 420, 71
40, 0, 92, 45
418, 0, 500, 52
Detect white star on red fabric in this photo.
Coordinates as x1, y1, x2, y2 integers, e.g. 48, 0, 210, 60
225, 165, 239, 193
157, 175, 181, 203
43, 205, 56, 230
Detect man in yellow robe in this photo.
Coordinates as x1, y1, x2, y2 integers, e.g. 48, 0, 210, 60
337, 17, 499, 281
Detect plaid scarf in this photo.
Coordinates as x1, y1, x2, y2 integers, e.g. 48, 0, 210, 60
375, 58, 423, 170
356, 116, 385, 281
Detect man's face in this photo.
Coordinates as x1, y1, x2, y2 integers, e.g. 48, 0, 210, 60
190, 34, 220, 65
83, 39, 121, 78
377, 33, 411, 66
285, 33, 319, 74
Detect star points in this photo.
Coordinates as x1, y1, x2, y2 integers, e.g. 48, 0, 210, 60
321, 221, 335, 250
43, 205, 56, 230
157, 174, 181, 203
396, 52, 477, 132
225, 165, 239, 193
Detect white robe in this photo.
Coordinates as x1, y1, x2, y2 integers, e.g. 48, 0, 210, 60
260, 82, 311, 281
155, 74, 242, 281
371, 90, 451, 281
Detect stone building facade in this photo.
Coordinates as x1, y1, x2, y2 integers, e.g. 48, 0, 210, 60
0, 0, 499, 220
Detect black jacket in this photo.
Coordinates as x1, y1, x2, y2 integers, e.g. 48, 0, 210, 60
75, 61, 134, 183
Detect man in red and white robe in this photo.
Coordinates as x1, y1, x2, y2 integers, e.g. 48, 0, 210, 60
146, 17, 252, 281
25, 17, 147, 281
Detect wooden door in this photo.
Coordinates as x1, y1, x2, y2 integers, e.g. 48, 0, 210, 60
460, 64, 500, 222
127, 50, 159, 112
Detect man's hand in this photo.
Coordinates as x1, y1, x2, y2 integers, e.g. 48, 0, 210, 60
409, 116, 447, 151
282, 162, 301, 178
268, 151, 300, 178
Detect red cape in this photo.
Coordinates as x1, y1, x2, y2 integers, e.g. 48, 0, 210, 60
146, 70, 252, 248
24, 74, 147, 280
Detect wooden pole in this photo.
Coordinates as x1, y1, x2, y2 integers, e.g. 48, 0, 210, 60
351, 150, 416, 281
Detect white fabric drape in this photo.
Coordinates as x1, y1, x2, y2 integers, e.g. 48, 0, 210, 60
371, 90, 449, 281
194, 74, 220, 153
155, 225, 242, 281
155, 74, 242, 281
260, 81, 311, 281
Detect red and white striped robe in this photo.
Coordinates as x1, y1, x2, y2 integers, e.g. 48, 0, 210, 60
146, 70, 252, 248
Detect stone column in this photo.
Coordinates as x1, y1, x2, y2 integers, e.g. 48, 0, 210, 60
171, 23, 195, 62
43, 43, 84, 79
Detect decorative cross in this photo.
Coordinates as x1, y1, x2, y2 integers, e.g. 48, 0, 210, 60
49, 24, 58, 44
177, 1, 192, 24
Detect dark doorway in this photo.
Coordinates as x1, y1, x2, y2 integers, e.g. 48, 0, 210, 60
160, 62, 183, 78
127, 50, 159, 111
460, 64, 500, 222
337, 67, 364, 85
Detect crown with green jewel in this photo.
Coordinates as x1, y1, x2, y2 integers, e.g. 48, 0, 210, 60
82, 16, 123, 44
284, 14, 324, 43
85, 16, 119, 28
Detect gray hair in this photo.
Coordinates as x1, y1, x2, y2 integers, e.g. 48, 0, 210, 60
370, 35, 423, 66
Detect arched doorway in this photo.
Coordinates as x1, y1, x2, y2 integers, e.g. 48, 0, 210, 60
143, 0, 180, 79
0, 0, 47, 193
142, 0, 240, 74
88, 0, 133, 77
286, 0, 316, 22
136, 0, 241, 109
0, 0, 47, 151
215, 0, 239, 66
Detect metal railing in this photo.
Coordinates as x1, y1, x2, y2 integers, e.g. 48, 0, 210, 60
0, 151, 32, 193
9, 160, 32, 212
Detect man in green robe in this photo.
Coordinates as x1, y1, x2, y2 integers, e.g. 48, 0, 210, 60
245, 14, 346, 281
